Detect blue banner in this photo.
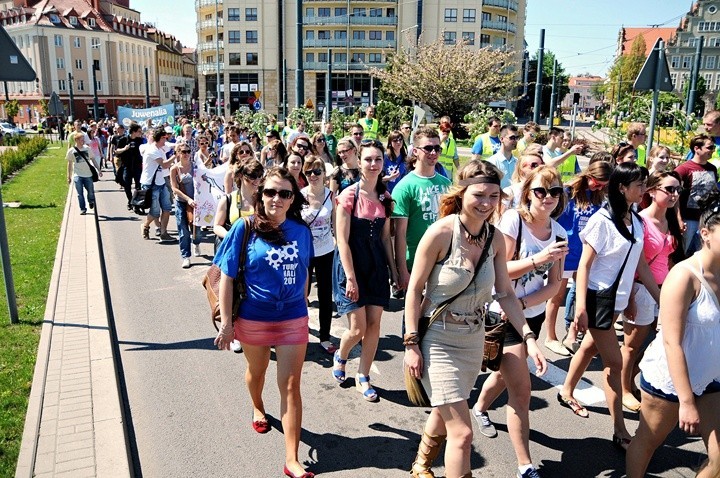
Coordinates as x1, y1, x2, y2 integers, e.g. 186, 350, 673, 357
117, 104, 176, 128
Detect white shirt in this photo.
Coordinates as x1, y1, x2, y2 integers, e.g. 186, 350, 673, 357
140, 144, 167, 186
220, 141, 236, 162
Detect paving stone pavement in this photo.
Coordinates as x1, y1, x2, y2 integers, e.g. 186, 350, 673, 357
15, 184, 131, 478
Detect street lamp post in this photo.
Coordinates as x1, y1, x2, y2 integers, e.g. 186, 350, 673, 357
68, 72, 75, 120
215, 0, 221, 116
92, 63, 99, 120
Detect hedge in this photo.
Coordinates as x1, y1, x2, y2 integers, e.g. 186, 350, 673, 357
0, 136, 49, 181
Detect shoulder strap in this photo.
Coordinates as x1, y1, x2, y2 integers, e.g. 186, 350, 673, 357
514, 212, 522, 261
680, 258, 720, 310
75, 146, 97, 171
238, 216, 252, 276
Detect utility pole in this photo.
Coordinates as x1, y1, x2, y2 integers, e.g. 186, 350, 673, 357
548, 59, 557, 127
687, 35, 704, 129
215, 0, 221, 116
91, 63, 99, 120
325, 48, 332, 124
647, 41, 667, 149
67, 72, 75, 120
145, 67, 150, 107
614, 73, 622, 128
295, 0, 304, 107
532, 29, 545, 124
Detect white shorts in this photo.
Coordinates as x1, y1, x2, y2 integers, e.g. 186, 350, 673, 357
563, 270, 575, 280
625, 282, 658, 327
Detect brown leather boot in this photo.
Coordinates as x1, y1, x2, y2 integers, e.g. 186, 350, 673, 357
410, 432, 447, 478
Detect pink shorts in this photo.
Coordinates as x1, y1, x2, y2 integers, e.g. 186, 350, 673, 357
233, 316, 309, 346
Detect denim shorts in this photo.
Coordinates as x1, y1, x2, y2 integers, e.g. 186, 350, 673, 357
144, 182, 171, 218
640, 374, 720, 403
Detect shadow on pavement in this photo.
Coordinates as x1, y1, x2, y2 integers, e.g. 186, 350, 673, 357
119, 337, 216, 351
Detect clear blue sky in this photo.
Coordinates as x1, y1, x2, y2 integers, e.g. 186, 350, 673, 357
131, 0, 691, 77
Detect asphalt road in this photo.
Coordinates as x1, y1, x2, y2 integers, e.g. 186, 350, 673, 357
94, 173, 706, 478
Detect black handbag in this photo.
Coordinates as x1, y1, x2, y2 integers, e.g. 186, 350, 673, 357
74, 147, 99, 182
130, 167, 160, 210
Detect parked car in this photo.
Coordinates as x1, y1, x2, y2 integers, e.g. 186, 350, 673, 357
0, 122, 26, 136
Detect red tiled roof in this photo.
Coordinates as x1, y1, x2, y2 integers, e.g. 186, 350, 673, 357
620, 27, 677, 56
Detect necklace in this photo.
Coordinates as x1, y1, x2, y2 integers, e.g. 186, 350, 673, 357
458, 217, 485, 247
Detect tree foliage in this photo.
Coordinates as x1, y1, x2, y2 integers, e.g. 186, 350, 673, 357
682, 76, 707, 115
605, 34, 647, 103
4, 100, 20, 121
369, 36, 519, 129
464, 106, 517, 139
375, 99, 413, 136
525, 51, 570, 118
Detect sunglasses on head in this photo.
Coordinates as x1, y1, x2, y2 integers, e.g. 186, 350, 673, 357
306, 168, 324, 176
531, 187, 564, 199
262, 188, 294, 199
419, 144, 442, 153
360, 139, 383, 148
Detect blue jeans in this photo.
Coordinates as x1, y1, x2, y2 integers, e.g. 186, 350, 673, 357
145, 183, 171, 218
73, 175, 95, 212
683, 219, 700, 254
175, 200, 198, 258
564, 280, 576, 330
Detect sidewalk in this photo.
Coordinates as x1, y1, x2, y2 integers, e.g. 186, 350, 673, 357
15, 185, 131, 477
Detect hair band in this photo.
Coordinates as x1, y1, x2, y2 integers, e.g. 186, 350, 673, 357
457, 176, 501, 187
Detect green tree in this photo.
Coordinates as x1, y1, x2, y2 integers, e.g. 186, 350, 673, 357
369, 36, 518, 136
606, 34, 647, 105
525, 51, 570, 118
683, 76, 707, 115
4, 100, 20, 122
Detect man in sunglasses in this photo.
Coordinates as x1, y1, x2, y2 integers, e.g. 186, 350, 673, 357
392, 127, 451, 292
542, 126, 583, 170
626, 122, 648, 167
486, 124, 520, 189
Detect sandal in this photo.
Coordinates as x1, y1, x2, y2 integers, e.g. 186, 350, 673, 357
557, 393, 589, 418
332, 351, 347, 383
320, 341, 337, 355
612, 434, 631, 452
356, 374, 378, 402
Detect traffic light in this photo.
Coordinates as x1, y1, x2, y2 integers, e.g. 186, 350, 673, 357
573, 93, 580, 105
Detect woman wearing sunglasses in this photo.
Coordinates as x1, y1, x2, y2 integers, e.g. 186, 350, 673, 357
213, 167, 315, 478
620, 171, 684, 412
330, 137, 361, 196
301, 156, 336, 354
261, 139, 289, 170
195, 136, 214, 168
502, 149, 544, 210
471, 166, 567, 478
223, 141, 256, 194
290, 136, 312, 160
214, 159, 264, 253
546, 161, 612, 356
310, 132, 334, 175
332, 139, 398, 402
558, 163, 660, 452
170, 146, 201, 269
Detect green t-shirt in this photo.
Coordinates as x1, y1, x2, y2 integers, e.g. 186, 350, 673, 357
391, 171, 451, 267
325, 133, 337, 159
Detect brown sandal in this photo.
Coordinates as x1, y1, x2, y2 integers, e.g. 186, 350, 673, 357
410, 432, 447, 478
557, 393, 589, 418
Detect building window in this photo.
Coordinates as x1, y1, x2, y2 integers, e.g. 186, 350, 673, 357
16, 36, 22, 48
69, 16, 77, 25
462, 32, 475, 45
246, 53, 258, 66
369, 31, 381, 40
480, 33, 490, 46
58, 79, 66, 91
306, 52, 314, 63
386, 31, 395, 41
682, 55, 692, 69
93, 59, 100, 71
246, 31, 258, 43
95, 80, 102, 91
335, 7, 347, 17
710, 37, 720, 47
444, 8, 457, 22
88, 18, 96, 27
707, 56, 717, 70
670, 55, 680, 68
229, 53, 242, 65
334, 52, 347, 63
73, 37, 81, 48
463, 9, 476, 22
369, 8, 382, 17
498, 15, 507, 23
120, 62, 124, 72
715, 73, 720, 90
353, 31, 365, 40
351, 52, 365, 63
75, 59, 83, 69
318, 52, 328, 62
306, 8, 314, 17
318, 8, 330, 17
227, 8, 240, 21
387, 8, 395, 17
306, 30, 315, 40
318, 30, 330, 40
54, 34, 63, 46
91, 38, 100, 49
57, 58, 64, 69
689, 37, 699, 47
368, 53, 382, 63
443, 31, 457, 44
482, 12, 491, 21
335, 30, 346, 40
353, 8, 366, 17
245, 8, 257, 21
704, 72, 713, 87
77, 79, 85, 91
228, 31, 241, 43
49, 14, 60, 23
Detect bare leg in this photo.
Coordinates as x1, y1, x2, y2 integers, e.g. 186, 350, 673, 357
358, 305, 383, 376
499, 343, 533, 466
338, 307, 367, 361
560, 331, 598, 398
696, 392, 720, 478
626, 391, 679, 478
240, 343, 271, 421
436, 401, 475, 477
621, 321, 652, 409
275, 343, 309, 477
474, 370, 506, 413
546, 278, 569, 342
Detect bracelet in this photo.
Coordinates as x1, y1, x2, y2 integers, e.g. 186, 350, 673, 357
520, 298, 527, 310
403, 332, 420, 346
522, 332, 537, 343
531, 256, 538, 271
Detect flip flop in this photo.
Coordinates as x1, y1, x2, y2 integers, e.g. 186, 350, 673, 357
557, 393, 589, 418
612, 434, 631, 452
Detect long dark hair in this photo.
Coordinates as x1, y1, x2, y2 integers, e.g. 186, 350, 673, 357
606, 162, 646, 242
643, 170, 685, 264
252, 167, 308, 244
357, 140, 393, 217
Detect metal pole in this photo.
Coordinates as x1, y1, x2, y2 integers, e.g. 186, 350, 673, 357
614, 73, 621, 128
548, 59, 557, 127
522, 51, 529, 98
532, 29, 544, 124
215, 0, 221, 116
3, 81, 8, 122
647, 41, 665, 149
687, 35, 704, 129
283, 59, 287, 120
0, 171, 19, 324
571, 103, 578, 140
144, 67, 150, 107
68, 72, 74, 120
325, 48, 332, 123
295, 0, 304, 107
92, 65, 99, 120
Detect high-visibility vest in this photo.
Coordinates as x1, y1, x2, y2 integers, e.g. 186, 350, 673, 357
557, 154, 578, 183
474, 132, 497, 159
362, 118, 379, 140
636, 145, 646, 167
439, 134, 457, 179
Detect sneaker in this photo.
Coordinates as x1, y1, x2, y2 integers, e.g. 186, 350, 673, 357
141, 225, 150, 240
181, 258, 191, 269
80, 210, 87, 215
155, 227, 161, 236
88, 202, 94, 210
127, 203, 133, 211
230, 340, 242, 353
193, 244, 202, 257
159, 232, 174, 242
473, 409, 497, 438
517, 466, 542, 478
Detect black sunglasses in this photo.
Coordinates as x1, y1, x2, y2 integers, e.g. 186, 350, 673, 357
238, 149, 253, 155
531, 187, 564, 199
419, 144, 442, 154
658, 185, 681, 195
315, 138, 326, 143
243, 172, 262, 180
262, 188, 294, 199
352, 132, 364, 136
295, 143, 310, 151
306, 168, 324, 176
179, 149, 191, 154
507, 135, 519, 141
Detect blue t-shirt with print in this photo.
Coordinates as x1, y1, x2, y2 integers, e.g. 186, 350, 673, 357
556, 190, 602, 271
213, 217, 313, 321
383, 153, 408, 192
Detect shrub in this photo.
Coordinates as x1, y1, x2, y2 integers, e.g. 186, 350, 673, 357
0, 136, 48, 181
464, 106, 517, 140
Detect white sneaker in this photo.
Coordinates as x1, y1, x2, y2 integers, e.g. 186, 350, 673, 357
155, 227, 161, 236
193, 244, 202, 257
230, 339, 242, 353
181, 258, 191, 269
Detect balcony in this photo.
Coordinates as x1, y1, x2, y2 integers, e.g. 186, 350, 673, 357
304, 39, 396, 49
195, 0, 222, 8
198, 62, 225, 74
482, 0, 519, 12
196, 18, 222, 31
304, 15, 397, 26
197, 41, 224, 52
304, 39, 347, 48
481, 19, 517, 34
304, 61, 385, 71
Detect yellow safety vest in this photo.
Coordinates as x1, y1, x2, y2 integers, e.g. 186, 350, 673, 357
557, 155, 577, 183
474, 132, 497, 159
228, 191, 254, 225
362, 118, 379, 140
636, 145, 646, 167
439, 134, 457, 179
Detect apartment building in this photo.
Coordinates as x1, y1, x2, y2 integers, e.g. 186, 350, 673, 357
560, 75, 604, 114
195, 0, 526, 118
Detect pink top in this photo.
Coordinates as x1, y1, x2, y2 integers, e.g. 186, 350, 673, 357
336, 185, 389, 220
641, 216, 675, 285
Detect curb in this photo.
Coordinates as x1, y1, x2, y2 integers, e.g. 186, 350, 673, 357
14, 185, 73, 478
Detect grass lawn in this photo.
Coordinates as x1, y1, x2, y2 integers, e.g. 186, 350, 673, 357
0, 145, 68, 477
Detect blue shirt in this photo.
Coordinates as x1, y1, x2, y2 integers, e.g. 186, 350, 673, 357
556, 191, 602, 271
214, 218, 313, 321
471, 135, 501, 156
383, 152, 408, 192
